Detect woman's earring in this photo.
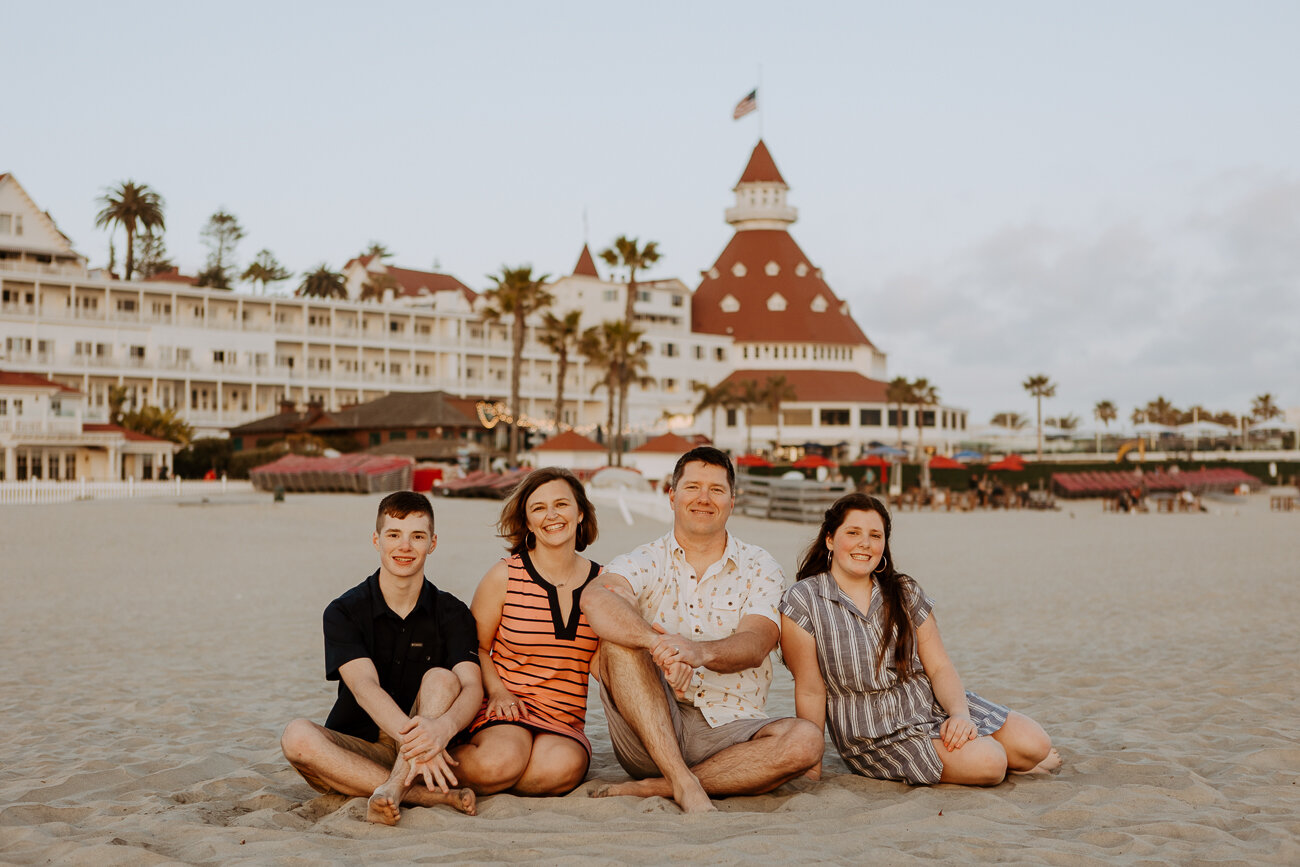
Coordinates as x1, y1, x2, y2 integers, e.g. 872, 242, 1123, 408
873, 554, 888, 574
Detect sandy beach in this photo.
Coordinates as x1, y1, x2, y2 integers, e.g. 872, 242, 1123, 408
1, 488, 1297, 865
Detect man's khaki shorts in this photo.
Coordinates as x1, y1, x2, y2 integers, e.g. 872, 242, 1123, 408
598, 675, 773, 779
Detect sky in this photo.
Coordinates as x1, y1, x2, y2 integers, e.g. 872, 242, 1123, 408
7, 1, 1299, 427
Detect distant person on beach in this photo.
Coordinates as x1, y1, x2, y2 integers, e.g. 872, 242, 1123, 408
780, 493, 1060, 786
580, 446, 823, 813
280, 491, 481, 824
450, 468, 601, 796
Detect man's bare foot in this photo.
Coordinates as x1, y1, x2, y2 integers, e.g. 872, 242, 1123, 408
1012, 747, 1063, 775
366, 787, 402, 825
589, 777, 716, 813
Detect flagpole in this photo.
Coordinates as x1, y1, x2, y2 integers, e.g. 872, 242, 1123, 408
757, 63, 764, 138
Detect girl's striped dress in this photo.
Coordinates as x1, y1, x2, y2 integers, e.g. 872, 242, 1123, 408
468, 552, 601, 754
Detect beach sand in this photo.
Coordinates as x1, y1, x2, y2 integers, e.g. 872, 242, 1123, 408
1, 489, 1297, 864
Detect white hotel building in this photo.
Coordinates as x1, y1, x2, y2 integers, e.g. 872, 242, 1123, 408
0, 144, 967, 473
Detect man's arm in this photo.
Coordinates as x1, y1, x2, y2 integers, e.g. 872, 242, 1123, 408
650, 613, 778, 674
579, 573, 657, 650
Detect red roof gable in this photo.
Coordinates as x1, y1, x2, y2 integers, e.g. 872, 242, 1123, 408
573, 244, 600, 277
737, 140, 786, 186
143, 267, 199, 286
83, 423, 171, 443
532, 430, 605, 452
692, 230, 872, 346
385, 266, 477, 303
0, 370, 81, 393
632, 432, 697, 454
719, 369, 889, 403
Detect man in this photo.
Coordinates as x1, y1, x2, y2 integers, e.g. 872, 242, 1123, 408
280, 491, 482, 824
580, 446, 823, 813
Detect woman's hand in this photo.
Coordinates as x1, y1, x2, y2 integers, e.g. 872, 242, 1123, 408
939, 714, 978, 751
486, 690, 527, 722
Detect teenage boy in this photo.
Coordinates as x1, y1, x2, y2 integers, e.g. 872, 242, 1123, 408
280, 491, 482, 824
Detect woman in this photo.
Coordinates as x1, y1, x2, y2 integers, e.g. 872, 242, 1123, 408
779, 493, 1059, 786
451, 467, 601, 796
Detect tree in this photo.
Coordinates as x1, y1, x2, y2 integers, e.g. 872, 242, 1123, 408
198, 209, 245, 289
360, 270, 399, 301
1143, 396, 1178, 426
692, 380, 735, 444
600, 235, 662, 328
296, 265, 347, 298
1093, 400, 1117, 454
735, 379, 765, 455
580, 321, 642, 464
242, 249, 291, 295
120, 404, 195, 445
537, 309, 583, 432
481, 265, 554, 463
95, 180, 165, 281
761, 375, 797, 455
1022, 374, 1056, 462
133, 230, 174, 279
886, 376, 914, 450
362, 241, 395, 261
991, 411, 1029, 429
1251, 393, 1283, 422
911, 378, 938, 460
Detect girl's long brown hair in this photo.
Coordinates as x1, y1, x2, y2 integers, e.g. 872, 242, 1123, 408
795, 493, 917, 680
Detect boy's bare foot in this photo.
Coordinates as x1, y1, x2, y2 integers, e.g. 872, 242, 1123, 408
366, 788, 402, 825
1012, 747, 1063, 775
590, 777, 716, 813
446, 787, 477, 816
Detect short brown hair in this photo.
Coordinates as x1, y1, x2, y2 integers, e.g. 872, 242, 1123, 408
497, 467, 598, 556
670, 446, 735, 493
375, 490, 435, 533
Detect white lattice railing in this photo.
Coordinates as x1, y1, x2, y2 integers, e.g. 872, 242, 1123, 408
0, 477, 247, 506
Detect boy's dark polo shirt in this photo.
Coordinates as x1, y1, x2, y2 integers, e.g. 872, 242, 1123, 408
323, 570, 478, 742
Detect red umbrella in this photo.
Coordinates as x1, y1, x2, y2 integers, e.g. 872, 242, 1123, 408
793, 454, 837, 469
987, 454, 1026, 471
736, 454, 773, 468
928, 454, 966, 470
853, 455, 890, 467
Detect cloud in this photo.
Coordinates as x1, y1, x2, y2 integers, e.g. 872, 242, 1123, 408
865, 171, 1300, 422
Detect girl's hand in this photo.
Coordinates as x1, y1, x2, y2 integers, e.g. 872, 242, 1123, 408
486, 690, 527, 722
939, 715, 978, 751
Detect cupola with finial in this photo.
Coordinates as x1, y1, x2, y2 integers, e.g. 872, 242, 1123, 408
724, 140, 798, 231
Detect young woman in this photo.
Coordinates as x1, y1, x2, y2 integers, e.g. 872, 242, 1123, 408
779, 493, 1060, 786
451, 467, 601, 796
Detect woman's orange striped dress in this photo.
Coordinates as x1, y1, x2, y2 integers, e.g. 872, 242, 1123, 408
468, 552, 601, 754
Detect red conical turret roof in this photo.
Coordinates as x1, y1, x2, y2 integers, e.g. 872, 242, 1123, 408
572, 243, 600, 277
736, 139, 787, 186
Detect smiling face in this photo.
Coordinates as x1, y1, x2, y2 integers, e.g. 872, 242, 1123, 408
525, 478, 583, 550
669, 460, 734, 540
826, 508, 886, 583
373, 511, 436, 582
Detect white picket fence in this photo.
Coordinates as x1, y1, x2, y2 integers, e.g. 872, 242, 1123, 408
0, 477, 244, 506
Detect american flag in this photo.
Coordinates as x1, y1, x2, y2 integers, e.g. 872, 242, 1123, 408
732, 89, 757, 120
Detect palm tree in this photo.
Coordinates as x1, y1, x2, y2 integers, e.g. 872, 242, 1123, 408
482, 266, 554, 463
599, 235, 661, 327
362, 241, 394, 261
242, 249, 291, 295
1022, 374, 1056, 461
692, 380, 735, 444
613, 334, 654, 463
95, 180, 165, 281
886, 376, 914, 450
1144, 396, 1178, 426
296, 265, 347, 299
736, 379, 765, 455
360, 271, 399, 301
762, 375, 797, 456
991, 411, 1029, 429
1251, 393, 1283, 422
1093, 399, 1117, 453
581, 320, 642, 464
911, 378, 938, 461
537, 309, 583, 432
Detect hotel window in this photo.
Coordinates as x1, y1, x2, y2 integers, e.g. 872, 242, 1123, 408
116, 298, 137, 312
662, 378, 678, 392
370, 432, 382, 446
130, 345, 145, 360
888, 409, 909, 427
661, 343, 678, 357
0, 214, 10, 234
603, 289, 618, 302
714, 347, 726, 361
725, 409, 738, 427
859, 408, 883, 427
0, 399, 6, 415
820, 409, 851, 426
693, 346, 705, 360
390, 431, 407, 441
637, 290, 651, 302
671, 294, 683, 307
920, 411, 936, 427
